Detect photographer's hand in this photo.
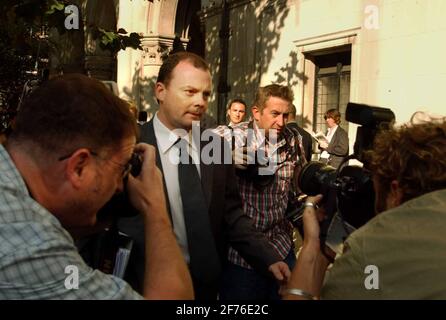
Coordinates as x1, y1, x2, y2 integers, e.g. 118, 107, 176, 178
268, 261, 291, 282
126, 143, 166, 218
302, 195, 324, 245
126, 143, 193, 300
283, 194, 331, 300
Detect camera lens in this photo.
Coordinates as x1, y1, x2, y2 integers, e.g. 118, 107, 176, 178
298, 161, 337, 196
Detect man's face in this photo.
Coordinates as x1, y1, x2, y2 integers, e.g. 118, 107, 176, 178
156, 61, 212, 131
253, 96, 290, 137
228, 102, 246, 125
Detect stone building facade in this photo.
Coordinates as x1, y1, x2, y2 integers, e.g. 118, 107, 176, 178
200, 0, 446, 137
117, 0, 203, 118
116, 0, 446, 150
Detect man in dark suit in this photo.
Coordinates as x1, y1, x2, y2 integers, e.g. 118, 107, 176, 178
119, 52, 290, 300
318, 108, 349, 169
286, 104, 313, 162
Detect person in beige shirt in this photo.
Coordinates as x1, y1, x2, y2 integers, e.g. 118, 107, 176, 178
285, 113, 446, 299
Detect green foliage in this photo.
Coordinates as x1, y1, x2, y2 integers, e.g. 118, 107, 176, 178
46, 0, 65, 14
92, 27, 143, 54
0, 0, 142, 133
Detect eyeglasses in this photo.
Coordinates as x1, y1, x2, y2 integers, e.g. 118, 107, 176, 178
58, 149, 133, 179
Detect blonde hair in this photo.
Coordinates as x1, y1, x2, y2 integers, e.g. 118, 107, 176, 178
254, 84, 293, 113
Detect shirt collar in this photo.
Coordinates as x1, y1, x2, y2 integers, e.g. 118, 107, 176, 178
0, 144, 30, 196
328, 125, 338, 135
153, 113, 199, 154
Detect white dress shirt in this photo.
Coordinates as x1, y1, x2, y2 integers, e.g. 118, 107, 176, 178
153, 113, 201, 263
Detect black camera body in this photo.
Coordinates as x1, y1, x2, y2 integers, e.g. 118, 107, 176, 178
346, 103, 395, 164
234, 125, 300, 190
129, 152, 143, 177
294, 103, 395, 240
235, 148, 276, 189
297, 161, 375, 239
97, 152, 143, 221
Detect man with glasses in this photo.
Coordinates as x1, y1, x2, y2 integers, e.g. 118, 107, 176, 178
58, 150, 136, 179
0, 74, 193, 299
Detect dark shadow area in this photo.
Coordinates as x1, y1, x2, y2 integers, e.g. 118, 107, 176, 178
83, 0, 117, 80
172, 35, 186, 53
296, 114, 312, 131
273, 50, 308, 88
202, 1, 307, 124
47, 0, 87, 76
175, 0, 204, 57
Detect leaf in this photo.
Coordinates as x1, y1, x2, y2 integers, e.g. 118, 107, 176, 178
46, 0, 65, 15
99, 28, 118, 42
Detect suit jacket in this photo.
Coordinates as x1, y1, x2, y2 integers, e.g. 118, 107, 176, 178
325, 126, 349, 169
287, 122, 313, 162
118, 119, 281, 299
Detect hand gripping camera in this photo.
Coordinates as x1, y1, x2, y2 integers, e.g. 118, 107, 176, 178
97, 152, 143, 220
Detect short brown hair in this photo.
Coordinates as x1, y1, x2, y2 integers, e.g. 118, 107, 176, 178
254, 84, 293, 113
157, 52, 209, 87
325, 109, 341, 125
10, 74, 138, 156
227, 98, 247, 111
369, 114, 446, 204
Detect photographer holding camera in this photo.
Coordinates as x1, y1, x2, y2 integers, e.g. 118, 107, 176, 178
284, 112, 446, 299
0, 74, 193, 299
215, 84, 306, 299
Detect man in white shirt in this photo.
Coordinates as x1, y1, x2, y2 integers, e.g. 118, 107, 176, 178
119, 52, 291, 300
227, 99, 247, 127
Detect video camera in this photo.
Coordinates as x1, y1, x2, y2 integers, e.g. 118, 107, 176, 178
290, 103, 395, 248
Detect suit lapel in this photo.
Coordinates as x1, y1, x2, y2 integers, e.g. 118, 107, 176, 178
140, 120, 162, 169
141, 121, 214, 213
139, 119, 172, 218
199, 130, 214, 209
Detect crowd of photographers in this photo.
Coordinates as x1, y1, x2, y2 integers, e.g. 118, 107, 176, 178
1, 51, 446, 300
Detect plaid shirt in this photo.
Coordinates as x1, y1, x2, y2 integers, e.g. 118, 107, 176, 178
214, 121, 304, 269
0, 145, 142, 299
